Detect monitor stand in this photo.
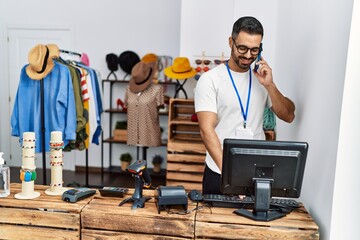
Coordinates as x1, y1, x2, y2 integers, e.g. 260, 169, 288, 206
233, 178, 286, 221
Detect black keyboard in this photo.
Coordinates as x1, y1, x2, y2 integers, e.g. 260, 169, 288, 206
203, 194, 300, 209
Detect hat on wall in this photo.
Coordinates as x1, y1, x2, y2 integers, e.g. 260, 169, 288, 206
26, 44, 57, 80
129, 61, 156, 93
81, 53, 90, 66
141, 53, 158, 63
164, 57, 197, 79
106, 53, 119, 71
118, 50, 140, 75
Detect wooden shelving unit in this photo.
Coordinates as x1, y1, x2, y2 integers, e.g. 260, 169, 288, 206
166, 98, 205, 191
101, 79, 174, 174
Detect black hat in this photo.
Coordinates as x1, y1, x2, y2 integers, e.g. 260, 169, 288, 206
118, 51, 140, 75
106, 53, 119, 72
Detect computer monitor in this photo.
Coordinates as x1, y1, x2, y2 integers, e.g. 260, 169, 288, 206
221, 138, 308, 221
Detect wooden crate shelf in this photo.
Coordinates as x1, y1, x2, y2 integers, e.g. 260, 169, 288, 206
167, 98, 205, 191
81, 189, 196, 239
195, 204, 319, 239
0, 183, 94, 240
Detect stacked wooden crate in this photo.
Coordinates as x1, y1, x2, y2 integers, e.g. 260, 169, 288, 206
167, 98, 206, 191
0, 183, 93, 240
81, 189, 196, 239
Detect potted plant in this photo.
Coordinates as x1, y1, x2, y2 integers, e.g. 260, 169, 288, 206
120, 153, 132, 171
113, 121, 127, 141
152, 154, 163, 173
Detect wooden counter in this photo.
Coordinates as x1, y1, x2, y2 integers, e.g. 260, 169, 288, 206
0, 184, 319, 239
0, 183, 94, 240
81, 188, 197, 239
195, 203, 320, 239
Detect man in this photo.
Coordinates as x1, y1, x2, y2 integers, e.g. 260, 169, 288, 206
194, 16, 295, 194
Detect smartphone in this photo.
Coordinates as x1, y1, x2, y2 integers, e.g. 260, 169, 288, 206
254, 43, 263, 72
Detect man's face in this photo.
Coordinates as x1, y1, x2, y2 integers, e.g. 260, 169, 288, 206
229, 31, 262, 72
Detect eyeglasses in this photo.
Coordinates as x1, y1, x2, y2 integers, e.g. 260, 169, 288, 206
232, 38, 262, 56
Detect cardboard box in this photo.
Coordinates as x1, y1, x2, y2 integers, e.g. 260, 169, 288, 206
113, 129, 127, 141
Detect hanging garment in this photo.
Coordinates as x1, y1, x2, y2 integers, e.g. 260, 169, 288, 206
125, 84, 164, 147
56, 59, 88, 151
78, 64, 103, 145
11, 61, 76, 153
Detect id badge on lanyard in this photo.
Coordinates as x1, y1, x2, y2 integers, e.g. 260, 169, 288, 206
235, 126, 254, 139
226, 62, 253, 139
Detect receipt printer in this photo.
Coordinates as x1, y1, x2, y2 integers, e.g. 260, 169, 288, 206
155, 186, 188, 214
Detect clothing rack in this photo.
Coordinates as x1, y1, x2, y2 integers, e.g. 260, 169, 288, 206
59, 49, 82, 57
43, 49, 91, 187
40, 78, 46, 184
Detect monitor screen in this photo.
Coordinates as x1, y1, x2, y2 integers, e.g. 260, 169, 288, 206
221, 139, 308, 221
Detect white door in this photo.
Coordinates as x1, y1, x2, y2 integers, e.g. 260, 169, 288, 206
8, 27, 76, 170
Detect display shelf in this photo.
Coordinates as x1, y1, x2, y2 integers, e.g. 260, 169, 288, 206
103, 137, 167, 146
105, 108, 168, 115
101, 79, 172, 177
102, 79, 177, 85
167, 98, 205, 191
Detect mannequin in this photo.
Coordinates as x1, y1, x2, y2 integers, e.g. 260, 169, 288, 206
124, 60, 164, 160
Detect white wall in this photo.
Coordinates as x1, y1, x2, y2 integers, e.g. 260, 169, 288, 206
330, 0, 360, 238
275, 1, 354, 239
180, 0, 355, 239
0, 0, 181, 169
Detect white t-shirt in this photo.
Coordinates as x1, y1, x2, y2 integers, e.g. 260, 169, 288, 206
194, 63, 271, 174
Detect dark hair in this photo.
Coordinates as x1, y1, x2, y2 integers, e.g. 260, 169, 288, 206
232, 16, 264, 39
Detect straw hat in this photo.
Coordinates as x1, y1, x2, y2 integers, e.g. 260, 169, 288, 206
47, 44, 60, 58
164, 57, 197, 79
129, 61, 156, 93
26, 44, 58, 80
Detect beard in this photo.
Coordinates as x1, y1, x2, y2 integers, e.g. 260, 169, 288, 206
230, 49, 256, 71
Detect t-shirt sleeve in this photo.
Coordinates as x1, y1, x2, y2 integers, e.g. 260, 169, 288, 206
194, 73, 217, 114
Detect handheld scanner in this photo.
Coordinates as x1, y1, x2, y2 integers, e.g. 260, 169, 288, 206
141, 167, 152, 188
127, 159, 147, 175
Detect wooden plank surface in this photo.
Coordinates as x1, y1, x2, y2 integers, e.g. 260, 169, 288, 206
167, 154, 205, 164
1, 183, 92, 213
81, 190, 196, 239
166, 180, 202, 191
82, 229, 190, 240
0, 183, 92, 233
167, 162, 204, 173
170, 118, 199, 125
195, 205, 319, 239
167, 140, 206, 154
0, 208, 79, 229
166, 172, 203, 182
0, 225, 79, 240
